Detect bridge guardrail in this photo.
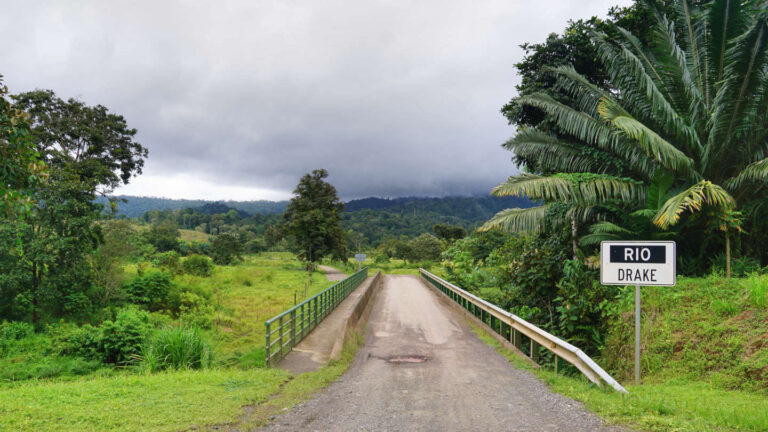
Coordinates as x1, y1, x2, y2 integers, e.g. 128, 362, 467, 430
265, 267, 368, 367
419, 269, 627, 393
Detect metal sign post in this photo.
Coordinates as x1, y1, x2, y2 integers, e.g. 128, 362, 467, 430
600, 241, 676, 384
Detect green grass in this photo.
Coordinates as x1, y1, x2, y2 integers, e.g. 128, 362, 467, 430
0, 368, 291, 431
178, 229, 210, 242
468, 273, 768, 432
177, 252, 336, 365
0, 252, 368, 431
602, 274, 768, 393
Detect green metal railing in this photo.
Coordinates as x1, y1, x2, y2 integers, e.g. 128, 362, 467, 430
265, 267, 368, 367
420, 269, 627, 393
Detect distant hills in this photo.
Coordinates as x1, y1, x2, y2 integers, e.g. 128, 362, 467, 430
105, 194, 534, 223
101, 196, 287, 218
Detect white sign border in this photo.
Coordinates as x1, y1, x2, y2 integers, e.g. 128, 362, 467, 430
600, 240, 677, 286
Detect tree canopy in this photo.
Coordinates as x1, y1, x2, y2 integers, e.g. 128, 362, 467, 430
282, 169, 347, 262
486, 0, 768, 271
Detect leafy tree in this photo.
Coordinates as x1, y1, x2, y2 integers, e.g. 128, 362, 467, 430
0, 170, 100, 322
486, 1, 768, 270
0, 75, 47, 218
210, 232, 243, 265
432, 223, 467, 243
12, 89, 147, 197
282, 169, 347, 263
145, 220, 180, 252
89, 220, 140, 309
406, 233, 443, 262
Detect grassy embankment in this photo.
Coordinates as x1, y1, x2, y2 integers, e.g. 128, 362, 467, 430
472, 273, 768, 432
0, 252, 355, 431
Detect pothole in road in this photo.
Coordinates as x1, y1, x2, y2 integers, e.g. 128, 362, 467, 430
385, 355, 430, 364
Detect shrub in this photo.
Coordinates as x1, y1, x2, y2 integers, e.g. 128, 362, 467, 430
53, 323, 101, 360
743, 275, 768, 309
374, 254, 390, 264
152, 251, 183, 275
710, 253, 762, 277
99, 308, 150, 364
211, 233, 243, 265
124, 272, 173, 311
142, 325, 212, 372
0, 321, 34, 341
182, 254, 214, 277
178, 292, 214, 329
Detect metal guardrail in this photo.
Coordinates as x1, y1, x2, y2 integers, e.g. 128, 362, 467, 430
420, 269, 627, 393
265, 267, 368, 367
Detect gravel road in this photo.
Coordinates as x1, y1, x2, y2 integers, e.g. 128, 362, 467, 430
317, 265, 346, 281
259, 275, 621, 432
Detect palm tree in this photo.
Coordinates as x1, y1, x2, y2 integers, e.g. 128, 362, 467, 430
485, 0, 768, 270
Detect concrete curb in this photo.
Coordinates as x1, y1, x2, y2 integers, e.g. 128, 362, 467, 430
329, 271, 383, 360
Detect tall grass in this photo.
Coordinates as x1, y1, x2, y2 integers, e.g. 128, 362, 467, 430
142, 326, 212, 372
743, 275, 768, 308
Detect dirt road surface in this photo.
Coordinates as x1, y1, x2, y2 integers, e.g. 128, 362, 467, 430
260, 275, 620, 432
317, 265, 346, 281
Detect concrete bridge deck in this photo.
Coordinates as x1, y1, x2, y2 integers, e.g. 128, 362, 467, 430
261, 274, 619, 432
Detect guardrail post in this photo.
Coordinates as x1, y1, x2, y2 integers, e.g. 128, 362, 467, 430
512, 329, 522, 350
279, 315, 284, 357
530, 341, 540, 362
290, 309, 296, 349
265, 321, 271, 367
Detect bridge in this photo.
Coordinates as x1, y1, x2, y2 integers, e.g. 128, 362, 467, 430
260, 269, 624, 431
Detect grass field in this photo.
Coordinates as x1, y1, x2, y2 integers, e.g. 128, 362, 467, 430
190, 252, 337, 365
178, 228, 210, 242
0, 252, 352, 431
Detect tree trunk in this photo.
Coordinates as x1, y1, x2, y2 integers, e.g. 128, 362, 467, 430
571, 217, 578, 260
725, 230, 731, 278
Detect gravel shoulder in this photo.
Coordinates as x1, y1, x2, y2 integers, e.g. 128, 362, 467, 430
259, 275, 621, 432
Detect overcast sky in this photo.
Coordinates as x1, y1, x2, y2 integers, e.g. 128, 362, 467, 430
2, 0, 630, 201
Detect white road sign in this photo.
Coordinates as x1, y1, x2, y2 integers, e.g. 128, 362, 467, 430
600, 241, 676, 286
354, 254, 367, 262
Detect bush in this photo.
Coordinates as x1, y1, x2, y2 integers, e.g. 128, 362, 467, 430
53, 323, 101, 361
374, 254, 390, 264
182, 255, 214, 277
0, 321, 34, 341
211, 233, 243, 265
124, 272, 173, 311
152, 251, 183, 275
99, 308, 150, 364
178, 292, 214, 329
142, 325, 212, 372
710, 253, 762, 277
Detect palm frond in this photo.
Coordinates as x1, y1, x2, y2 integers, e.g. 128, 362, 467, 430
598, 97, 695, 174
504, 129, 603, 173
479, 206, 549, 234
707, 13, 768, 166
724, 157, 768, 190
653, 180, 735, 228
492, 173, 646, 204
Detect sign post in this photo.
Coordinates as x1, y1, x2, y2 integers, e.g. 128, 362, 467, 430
354, 253, 366, 270
600, 241, 676, 384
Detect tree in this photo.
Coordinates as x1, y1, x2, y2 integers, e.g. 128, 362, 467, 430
211, 233, 243, 265
282, 169, 347, 263
145, 220, 180, 252
432, 224, 467, 243
485, 0, 768, 270
0, 75, 47, 218
406, 234, 443, 262
0, 170, 100, 322
12, 90, 147, 197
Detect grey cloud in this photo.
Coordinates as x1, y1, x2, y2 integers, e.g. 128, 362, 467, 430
1, 0, 631, 200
